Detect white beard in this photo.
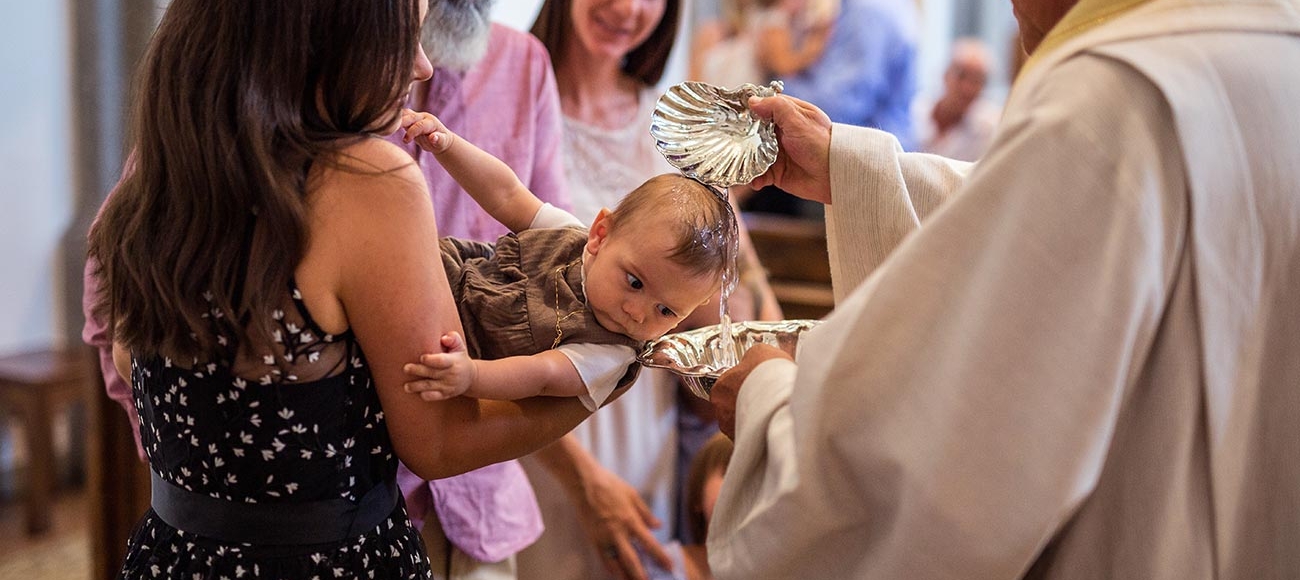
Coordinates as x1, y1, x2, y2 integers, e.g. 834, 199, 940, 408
423, 0, 496, 72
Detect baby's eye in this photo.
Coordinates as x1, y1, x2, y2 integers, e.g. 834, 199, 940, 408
657, 305, 677, 318
626, 273, 644, 290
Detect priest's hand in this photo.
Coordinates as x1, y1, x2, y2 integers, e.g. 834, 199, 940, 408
746, 95, 834, 205
712, 343, 793, 439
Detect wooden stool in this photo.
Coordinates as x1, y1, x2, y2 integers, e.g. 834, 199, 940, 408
0, 347, 93, 535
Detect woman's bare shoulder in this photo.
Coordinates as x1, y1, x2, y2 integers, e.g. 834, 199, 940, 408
296, 136, 437, 334
312, 137, 426, 202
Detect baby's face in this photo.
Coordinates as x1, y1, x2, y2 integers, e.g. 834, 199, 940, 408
583, 213, 718, 342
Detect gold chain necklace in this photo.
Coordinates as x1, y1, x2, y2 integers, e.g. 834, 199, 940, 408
552, 256, 587, 348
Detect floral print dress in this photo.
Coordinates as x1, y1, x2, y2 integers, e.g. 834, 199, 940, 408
119, 286, 431, 579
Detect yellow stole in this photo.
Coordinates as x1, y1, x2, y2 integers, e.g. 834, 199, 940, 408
1021, 0, 1154, 75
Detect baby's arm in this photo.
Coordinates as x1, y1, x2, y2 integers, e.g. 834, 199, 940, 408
400, 109, 542, 233
403, 333, 587, 401
405, 340, 634, 411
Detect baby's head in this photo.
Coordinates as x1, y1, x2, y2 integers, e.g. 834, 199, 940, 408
583, 174, 737, 341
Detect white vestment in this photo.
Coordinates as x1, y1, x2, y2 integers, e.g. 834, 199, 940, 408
708, 0, 1300, 578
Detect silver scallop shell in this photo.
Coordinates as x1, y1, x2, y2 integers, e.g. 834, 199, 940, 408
637, 319, 820, 400
650, 81, 783, 188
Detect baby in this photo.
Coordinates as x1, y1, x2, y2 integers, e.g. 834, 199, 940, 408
399, 110, 736, 410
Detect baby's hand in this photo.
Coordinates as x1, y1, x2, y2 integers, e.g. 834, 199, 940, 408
402, 332, 477, 401
400, 109, 455, 154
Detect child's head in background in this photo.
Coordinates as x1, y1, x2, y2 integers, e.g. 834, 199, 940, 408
686, 432, 735, 543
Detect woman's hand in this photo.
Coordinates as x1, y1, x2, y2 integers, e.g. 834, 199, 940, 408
711, 343, 792, 439
574, 463, 673, 580
400, 109, 455, 154
402, 332, 477, 401
746, 95, 834, 204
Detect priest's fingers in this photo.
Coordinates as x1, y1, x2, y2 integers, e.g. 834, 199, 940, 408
746, 95, 834, 204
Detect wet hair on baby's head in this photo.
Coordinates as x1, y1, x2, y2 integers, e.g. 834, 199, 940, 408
608, 174, 738, 281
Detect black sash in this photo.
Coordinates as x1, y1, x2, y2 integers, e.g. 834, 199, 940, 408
150, 471, 398, 545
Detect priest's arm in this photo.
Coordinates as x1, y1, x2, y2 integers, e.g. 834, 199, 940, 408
710, 60, 1184, 578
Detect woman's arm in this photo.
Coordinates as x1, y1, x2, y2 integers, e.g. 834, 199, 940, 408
400, 110, 542, 232
309, 138, 590, 481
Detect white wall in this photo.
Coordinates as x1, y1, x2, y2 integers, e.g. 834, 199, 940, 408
0, 1, 74, 354
492, 0, 544, 31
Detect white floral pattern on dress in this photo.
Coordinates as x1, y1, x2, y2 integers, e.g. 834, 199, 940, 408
119, 284, 430, 579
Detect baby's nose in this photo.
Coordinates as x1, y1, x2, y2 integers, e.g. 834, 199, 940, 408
624, 301, 646, 324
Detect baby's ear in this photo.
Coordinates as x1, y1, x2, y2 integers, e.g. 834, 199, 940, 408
586, 208, 614, 253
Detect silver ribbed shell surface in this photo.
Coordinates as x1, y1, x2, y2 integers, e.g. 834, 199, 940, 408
638, 319, 820, 400
650, 81, 783, 188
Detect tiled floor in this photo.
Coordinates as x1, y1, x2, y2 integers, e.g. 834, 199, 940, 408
0, 490, 90, 580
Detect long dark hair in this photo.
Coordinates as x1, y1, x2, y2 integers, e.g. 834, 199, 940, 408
87, 0, 422, 361
530, 0, 681, 86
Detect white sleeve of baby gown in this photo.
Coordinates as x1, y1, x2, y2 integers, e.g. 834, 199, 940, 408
554, 342, 638, 412
528, 202, 585, 230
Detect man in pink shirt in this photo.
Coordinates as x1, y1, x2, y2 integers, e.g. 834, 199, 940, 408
392, 5, 568, 242
84, 3, 569, 578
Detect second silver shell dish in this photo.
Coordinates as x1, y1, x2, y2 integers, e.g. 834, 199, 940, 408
638, 319, 820, 400
650, 81, 783, 188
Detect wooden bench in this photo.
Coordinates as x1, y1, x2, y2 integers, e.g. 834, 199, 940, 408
742, 212, 834, 320
0, 347, 94, 535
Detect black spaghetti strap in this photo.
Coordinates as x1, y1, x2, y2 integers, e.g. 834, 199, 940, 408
287, 278, 352, 341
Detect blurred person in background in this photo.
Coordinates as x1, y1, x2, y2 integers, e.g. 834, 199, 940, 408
689, 0, 834, 89
777, 0, 917, 142
740, 0, 918, 217
913, 38, 1002, 162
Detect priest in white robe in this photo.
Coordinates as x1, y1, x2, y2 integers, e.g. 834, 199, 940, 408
706, 0, 1300, 578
